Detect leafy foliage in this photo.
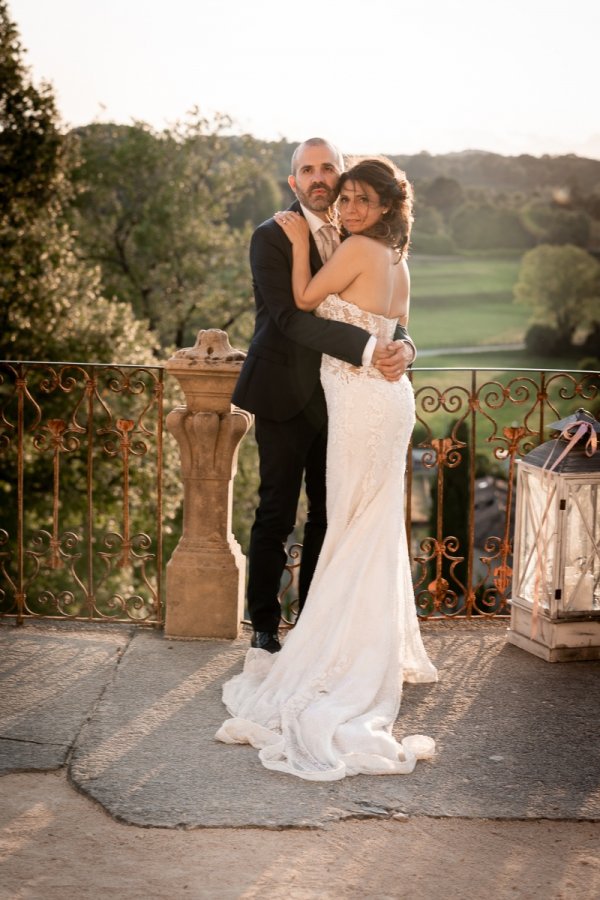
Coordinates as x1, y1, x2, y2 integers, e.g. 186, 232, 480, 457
514, 244, 600, 344
70, 116, 273, 349
391, 150, 600, 196
0, 1, 154, 364
0, 1, 61, 218
227, 171, 282, 229
520, 199, 591, 247
421, 176, 464, 219
524, 323, 560, 355
450, 202, 534, 251
0, 3, 183, 618
411, 203, 455, 254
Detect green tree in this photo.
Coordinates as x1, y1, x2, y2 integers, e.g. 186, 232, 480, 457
581, 187, 600, 221
0, 1, 153, 363
0, 3, 183, 619
524, 323, 560, 355
514, 244, 600, 346
450, 202, 533, 250
520, 198, 591, 248
411, 203, 455, 254
0, 0, 64, 358
71, 115, 269, 349
0, 1, 60, 216
422, 176, 464, 220
227, 171, 282, 229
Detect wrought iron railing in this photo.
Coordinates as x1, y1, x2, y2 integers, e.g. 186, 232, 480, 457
0, 361, 164, 625
406, 366, 598, 618
1, 360, 597, 625
278, 366, 599, 621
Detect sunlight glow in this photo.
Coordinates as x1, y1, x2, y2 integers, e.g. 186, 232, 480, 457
8, 0, 600, 158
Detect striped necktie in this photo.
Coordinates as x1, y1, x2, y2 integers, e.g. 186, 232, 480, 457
318, 224, 338, 262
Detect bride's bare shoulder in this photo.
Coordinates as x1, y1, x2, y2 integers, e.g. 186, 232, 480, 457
392, 255, 409, 278
342, 234, 388, 259
397, 257, 410, 281
340, 234, 371, 250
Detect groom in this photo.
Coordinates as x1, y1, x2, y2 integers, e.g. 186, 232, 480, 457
233, 138, 416, 652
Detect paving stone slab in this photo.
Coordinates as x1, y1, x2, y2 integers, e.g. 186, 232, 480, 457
69, 622, 600, 828
0, 622, 133, 773
0, 738, 66, 772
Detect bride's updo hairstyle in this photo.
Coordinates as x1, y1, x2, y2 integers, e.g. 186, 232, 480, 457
337, 157, 414, 258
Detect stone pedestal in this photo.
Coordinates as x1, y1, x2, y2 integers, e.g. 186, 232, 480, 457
165, 330, 252, 639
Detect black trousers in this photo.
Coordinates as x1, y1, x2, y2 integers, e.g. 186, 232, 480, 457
247, 386, 328, 633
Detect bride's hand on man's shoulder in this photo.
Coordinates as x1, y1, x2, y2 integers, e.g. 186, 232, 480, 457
274, 211, 309, 244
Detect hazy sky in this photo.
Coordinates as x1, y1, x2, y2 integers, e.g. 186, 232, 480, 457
9, 0, 600, 158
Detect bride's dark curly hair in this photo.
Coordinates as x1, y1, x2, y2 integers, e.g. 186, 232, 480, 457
337, 157, 414, 258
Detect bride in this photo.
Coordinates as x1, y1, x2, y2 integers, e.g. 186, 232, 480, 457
215, 157, 438, 781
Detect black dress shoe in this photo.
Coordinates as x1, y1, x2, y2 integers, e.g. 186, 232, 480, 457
251, 631, 281, 653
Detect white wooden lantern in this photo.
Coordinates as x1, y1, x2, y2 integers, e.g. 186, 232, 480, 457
508, 409, 600, 661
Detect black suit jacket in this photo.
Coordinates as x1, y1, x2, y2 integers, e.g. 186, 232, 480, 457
233, 201, 411, 422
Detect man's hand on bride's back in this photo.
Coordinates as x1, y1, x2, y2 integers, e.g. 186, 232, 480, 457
274, 211, 310, 247
373, 339, 414, 382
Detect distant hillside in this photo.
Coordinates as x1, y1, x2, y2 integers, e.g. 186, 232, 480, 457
389, 150, 600, 193
262, 140, 600, 194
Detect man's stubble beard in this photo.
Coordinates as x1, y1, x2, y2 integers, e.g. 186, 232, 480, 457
295, 182, 338, 214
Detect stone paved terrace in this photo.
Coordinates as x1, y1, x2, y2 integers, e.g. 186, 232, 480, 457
1, 618, 599, 898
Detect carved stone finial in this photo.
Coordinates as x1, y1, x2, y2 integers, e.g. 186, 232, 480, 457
166, 329, 248, 414
168, 329, 246, 369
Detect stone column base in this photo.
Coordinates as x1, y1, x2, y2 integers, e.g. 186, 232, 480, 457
165, 543, 246, 640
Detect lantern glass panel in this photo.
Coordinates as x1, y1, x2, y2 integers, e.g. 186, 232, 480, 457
516, 467, 557, 610
563, 482, 600, 613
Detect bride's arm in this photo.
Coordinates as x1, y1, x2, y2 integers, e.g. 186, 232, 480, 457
274, 213, 363, 310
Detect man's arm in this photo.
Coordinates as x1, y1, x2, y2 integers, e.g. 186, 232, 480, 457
395, 324, 416, 360
250, 223, 370, 367
366, 324, 415, 360
362, 325, 416, 384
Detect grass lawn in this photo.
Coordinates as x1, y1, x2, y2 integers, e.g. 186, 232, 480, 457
413, 349, 581, 370
408, 254, 529, 349
409, 254, 522, 297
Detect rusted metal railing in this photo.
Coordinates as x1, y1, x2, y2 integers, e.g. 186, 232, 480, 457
277, 366, 599, 621
1, 359, 597, 626
406, 366, 599, 618
0, 361, 164, 625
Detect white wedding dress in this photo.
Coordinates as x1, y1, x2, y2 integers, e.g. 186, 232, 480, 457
216, 294, 438, 781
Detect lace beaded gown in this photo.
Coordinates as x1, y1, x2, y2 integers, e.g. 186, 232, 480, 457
216, 294, 438, 781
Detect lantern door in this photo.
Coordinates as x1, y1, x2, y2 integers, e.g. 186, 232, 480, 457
561, 479, 600, 616
512, 463, 561, 615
